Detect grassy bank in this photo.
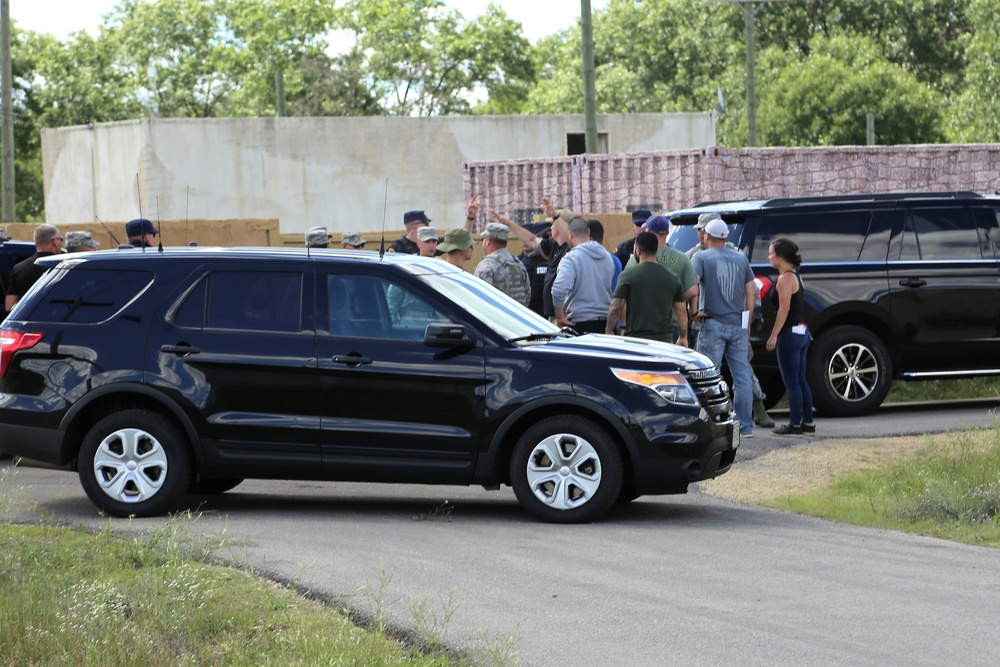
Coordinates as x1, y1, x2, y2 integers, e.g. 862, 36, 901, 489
0, 517, 475, 666
762, 425, 1000, 548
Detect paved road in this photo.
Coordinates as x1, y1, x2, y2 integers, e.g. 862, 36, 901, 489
3, 400, 1000, 666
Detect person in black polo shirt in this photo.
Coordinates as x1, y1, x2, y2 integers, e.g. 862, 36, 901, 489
5, 224, 63, 313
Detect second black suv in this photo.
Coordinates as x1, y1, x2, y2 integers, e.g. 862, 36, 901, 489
0, 248, 737, 523
668, 192, 1000, 417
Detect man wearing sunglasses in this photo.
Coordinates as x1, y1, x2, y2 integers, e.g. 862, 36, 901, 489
5, 224, 64, 313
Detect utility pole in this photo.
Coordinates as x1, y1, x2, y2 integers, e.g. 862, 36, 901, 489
580, 0, 599, 154
712, 1, 783, 148
1, 0, 14, 221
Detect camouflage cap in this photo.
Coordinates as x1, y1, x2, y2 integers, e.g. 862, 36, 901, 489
341, 231, 366, 247
305, 226, 331, 247
483, 222, 510, 242
696, 212, 722, 230
65, 230, 100, 251
416, 226, 439, 242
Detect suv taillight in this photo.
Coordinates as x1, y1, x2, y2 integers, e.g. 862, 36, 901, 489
755, 274, 774, 301
0, 331, 44, 377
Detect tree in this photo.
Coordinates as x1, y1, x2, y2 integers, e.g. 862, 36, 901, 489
752, 35, 944, 146
945, 0, 1000, 142
339, 0, 535, 116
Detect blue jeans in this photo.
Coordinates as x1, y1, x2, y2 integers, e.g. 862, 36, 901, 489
697, 319, 753, 434
776, 329, 814, 426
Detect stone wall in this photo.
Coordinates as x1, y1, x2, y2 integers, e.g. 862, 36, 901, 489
465, 144, 1000, 236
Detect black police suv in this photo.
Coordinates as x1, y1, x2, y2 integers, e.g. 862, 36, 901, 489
0, 247, 737, 523
668, 191, 1000, 417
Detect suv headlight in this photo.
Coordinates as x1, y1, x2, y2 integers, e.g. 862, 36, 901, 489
612, 369, 699, 406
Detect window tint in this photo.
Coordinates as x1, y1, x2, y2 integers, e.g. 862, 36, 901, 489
752, 211, 871, 263
175, 271, 302, 332
26, 268, 152, 324
900, 208, 980, 261
324, 274, 450, 340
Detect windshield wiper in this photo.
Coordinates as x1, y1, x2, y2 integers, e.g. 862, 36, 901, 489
509, 328, 575, 343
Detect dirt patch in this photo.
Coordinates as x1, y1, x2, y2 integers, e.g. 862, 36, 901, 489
697, 436, 933, 503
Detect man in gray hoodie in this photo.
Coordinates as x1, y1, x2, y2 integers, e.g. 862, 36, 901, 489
551, 217, 614, 334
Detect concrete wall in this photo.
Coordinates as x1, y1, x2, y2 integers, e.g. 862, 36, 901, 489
466, 144, 1000, 250
41, 113, 716, 234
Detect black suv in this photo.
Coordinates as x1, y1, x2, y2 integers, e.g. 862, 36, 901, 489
668, 192, 1000, 417
0, 248, 737, 523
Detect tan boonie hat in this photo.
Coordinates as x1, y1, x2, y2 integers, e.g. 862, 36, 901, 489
438, 228, 473, 252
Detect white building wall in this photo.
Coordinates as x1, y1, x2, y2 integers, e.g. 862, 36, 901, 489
41, 113, 715, 233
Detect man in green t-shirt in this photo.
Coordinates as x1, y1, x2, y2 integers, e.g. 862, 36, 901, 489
607, 231, 688, 345
623, 215, 699, 318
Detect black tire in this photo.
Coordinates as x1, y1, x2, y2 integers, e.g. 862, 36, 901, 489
756, 372, 786, 410
808, 325, 892, 417
510, 416, 623, 523
78, 409, 192, 517
188, 477, 243, 495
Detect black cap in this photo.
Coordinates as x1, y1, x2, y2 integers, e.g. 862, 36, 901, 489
631, 209, 652, 225
403, 210, 431, 226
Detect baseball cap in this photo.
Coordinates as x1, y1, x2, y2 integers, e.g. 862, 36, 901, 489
705, 219, 729, 239
695, 212, 721, 230
125, 218, 158, 237
631, 209, 652, 225
341, 231, 366, 247
403, 210, 431, 226
65, 230, 101, 250
416, 226, 439, 242
642, 215, 671, 234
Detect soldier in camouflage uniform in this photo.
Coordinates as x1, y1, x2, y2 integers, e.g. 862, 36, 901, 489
474, 223, 531, 307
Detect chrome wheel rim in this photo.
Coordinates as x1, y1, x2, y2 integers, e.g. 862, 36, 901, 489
827, 343, 880, 402
92, 428, 168, 504
525, 433, 602, 510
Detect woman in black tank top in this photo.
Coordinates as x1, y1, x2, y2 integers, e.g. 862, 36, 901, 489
766, 238, 816, 436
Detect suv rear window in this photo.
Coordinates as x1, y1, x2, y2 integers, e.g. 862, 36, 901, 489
174, 271, 303, 333
752, 211, 872, 263
25, 268, 153, 324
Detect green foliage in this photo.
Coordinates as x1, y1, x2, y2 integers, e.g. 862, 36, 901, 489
0, 519, 471, 666
944, 0, 1000, 142
755, 35, 945, 146
764, 426, 1000, 548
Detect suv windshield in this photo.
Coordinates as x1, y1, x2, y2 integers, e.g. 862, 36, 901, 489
422, 270, 559, 340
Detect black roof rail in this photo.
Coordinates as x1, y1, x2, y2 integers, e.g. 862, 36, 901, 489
761, 191, 983, 208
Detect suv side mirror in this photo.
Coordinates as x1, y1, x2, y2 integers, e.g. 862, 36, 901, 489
424, 323, 474, 350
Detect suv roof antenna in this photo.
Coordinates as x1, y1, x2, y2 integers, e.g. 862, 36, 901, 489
94, 215, 121, 246
156, 196, 163, 253
135, 174, 145, 253
378, 178, 388, 260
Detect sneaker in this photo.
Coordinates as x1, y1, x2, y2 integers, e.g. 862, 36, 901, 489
740, 428, 754, 439
801, 423, 816, 434
772, 423, 803, 436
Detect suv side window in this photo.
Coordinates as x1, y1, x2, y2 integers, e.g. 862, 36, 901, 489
751, 211, 872, 263
323, 274, 450, 341
175, 271, 303, 333
25, 268, 153, 324
900, 208, 980, 260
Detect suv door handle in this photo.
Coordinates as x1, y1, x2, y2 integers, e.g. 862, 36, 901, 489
332, 354, 373, 366
160, 344, 202, 355
898, 278, 927, 288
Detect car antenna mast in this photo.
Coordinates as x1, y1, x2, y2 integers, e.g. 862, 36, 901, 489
135, 173, 145, 253
378, 178, 388, 260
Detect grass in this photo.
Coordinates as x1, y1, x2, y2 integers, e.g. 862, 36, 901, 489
884, 377, 1000, 404
0, 472, 517, 666
762, 425, 1000, 548
771, 376, 998, 410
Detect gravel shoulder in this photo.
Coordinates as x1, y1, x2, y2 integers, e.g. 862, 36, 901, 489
697, 435, 934, 503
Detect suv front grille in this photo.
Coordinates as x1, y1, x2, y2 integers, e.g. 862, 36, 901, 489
684, 367, 733, 422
